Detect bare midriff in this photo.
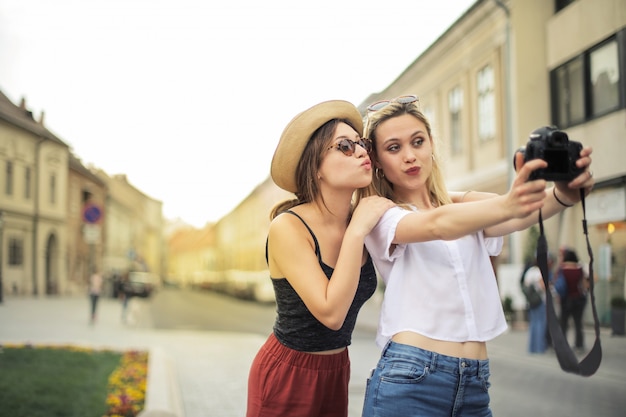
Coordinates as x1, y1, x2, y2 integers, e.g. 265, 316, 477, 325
392, 331, 488, 360
308, 347, 347, 355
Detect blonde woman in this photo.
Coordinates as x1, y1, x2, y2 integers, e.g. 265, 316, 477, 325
358, 95, 594, 416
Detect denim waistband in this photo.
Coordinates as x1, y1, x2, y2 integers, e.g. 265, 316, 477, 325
381, 340, 490, 377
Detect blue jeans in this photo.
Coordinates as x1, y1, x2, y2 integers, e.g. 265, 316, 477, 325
528, 302, 547, 353
362, 341, 492, 417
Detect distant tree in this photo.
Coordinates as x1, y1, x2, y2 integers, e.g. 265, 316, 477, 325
522, 225, 540, 265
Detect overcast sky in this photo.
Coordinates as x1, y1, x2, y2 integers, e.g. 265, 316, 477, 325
0, 0, 476, 227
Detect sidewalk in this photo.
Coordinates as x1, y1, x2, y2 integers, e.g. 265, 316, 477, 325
1, 294, 624, 417
0, 295, 267, 417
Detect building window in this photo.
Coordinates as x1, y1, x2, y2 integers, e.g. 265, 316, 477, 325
5, 161, 13, 196
555, 0, 576, 13
8, 237, 24, 266
50, 174, 56, 204
551, 32, 624, 128
24, 167, 31, 199
590, 39, 620, 117
553, 56, 585, 128
448, 86, 463, 155
423, 106, 436, 135
477, 65, 496, 142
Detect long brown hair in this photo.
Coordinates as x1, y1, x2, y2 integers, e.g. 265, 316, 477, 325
356, 101, 451, 208
271, 118, 361, 219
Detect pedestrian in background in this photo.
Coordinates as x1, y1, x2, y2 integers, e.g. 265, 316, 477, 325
357, 95, 595, 417
88, 269, 103, 324
117, 273, 131, 323
522, 256, 548, 354
557, 247, 589, 351
545, 252, 560, 349
246, 100, 394, 417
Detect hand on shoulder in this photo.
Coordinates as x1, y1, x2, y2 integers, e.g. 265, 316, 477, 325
350, 196, 395, 237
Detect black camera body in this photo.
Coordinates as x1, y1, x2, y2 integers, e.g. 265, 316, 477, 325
517, 126, 584, 182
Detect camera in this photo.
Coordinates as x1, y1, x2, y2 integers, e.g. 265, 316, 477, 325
515, 126, 584, 181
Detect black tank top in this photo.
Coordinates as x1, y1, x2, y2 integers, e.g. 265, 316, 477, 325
267, 210, 377, 352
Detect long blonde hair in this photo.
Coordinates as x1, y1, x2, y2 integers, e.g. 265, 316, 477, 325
357, 102, 451, 208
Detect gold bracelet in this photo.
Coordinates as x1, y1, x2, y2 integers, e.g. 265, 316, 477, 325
553, 188, 573, 207
461, 190, 473, 202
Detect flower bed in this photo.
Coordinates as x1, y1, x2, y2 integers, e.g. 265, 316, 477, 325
0, 343, 147, 417
105, 350, 149, 417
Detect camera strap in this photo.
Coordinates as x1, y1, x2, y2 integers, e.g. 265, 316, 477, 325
536, 189, 602, 376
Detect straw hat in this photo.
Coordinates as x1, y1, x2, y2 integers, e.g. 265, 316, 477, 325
271, 100, 363, 193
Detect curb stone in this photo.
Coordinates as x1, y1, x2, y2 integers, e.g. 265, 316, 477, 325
138, 346, 185, 417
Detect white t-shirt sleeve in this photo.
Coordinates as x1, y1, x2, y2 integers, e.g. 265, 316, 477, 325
483, 233, 504, 256
365, 206, 412, 262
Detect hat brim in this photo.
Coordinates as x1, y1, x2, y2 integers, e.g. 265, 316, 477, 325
271, 100, 363, 193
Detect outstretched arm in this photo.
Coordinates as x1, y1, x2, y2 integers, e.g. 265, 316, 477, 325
394, 158, 548, 243
450, 190, 498, 203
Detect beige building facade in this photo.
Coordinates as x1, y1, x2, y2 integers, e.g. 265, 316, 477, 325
174, 177, 291, 301
0, 92, 69, 297
212, 177, 291, 301
1, 90, 166, 299
92, 171, 165, 286
167, 224, 216, 287
66, 154, 107, 295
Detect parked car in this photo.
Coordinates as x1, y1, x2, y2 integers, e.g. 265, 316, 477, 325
125, 272, 160, 298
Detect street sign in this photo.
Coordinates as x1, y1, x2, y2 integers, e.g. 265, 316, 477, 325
83, 204, 103, 224
83, 224, 101, 244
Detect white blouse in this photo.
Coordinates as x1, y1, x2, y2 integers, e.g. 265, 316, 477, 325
365, 206, 508, 349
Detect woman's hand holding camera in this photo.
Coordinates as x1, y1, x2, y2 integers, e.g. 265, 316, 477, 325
507, 158, 549, 218
554, 146, 594, 205
513, 145, 594, 207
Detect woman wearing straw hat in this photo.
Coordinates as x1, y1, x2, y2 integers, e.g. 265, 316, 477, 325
246, 100, 395, 417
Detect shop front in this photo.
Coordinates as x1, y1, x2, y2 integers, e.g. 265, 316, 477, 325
585, 179, 626, 325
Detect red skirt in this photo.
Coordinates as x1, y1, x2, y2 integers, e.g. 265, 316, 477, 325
246, 333, 351, 417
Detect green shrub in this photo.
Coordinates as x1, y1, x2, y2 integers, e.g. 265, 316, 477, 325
611, 297, 626, 309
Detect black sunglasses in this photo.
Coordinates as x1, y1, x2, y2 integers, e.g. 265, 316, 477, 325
367, 94, 419, 112
327, 138, 372, 156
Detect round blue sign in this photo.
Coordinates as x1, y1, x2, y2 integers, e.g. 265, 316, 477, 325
83, 204, 102, 223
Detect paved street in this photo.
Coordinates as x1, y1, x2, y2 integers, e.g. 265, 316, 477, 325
1, 292, 625, 417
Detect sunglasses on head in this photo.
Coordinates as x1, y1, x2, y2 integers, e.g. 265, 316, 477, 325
327, 137, 372, 156
367, 94, 419, 112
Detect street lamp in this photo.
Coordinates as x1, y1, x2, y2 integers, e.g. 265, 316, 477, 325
0, 210, 4, 303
